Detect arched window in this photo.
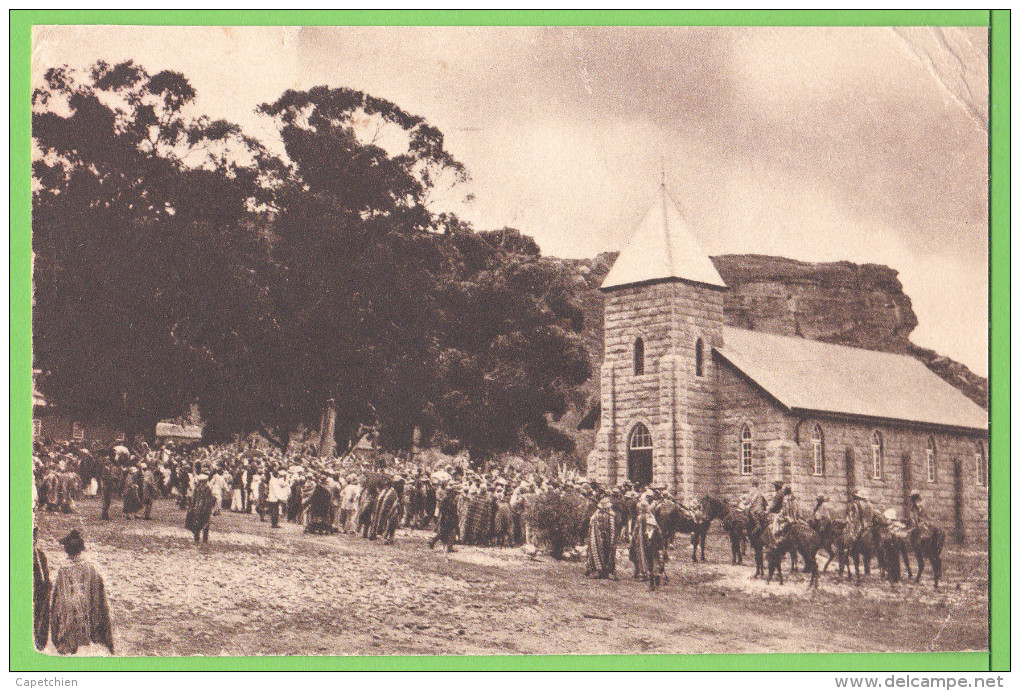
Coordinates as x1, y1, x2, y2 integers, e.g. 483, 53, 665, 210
811, 424, 824, 476
695, 338, 705, 377
740, 424, 753, 475
630, 423, 653, 450
976, 442, 988, 487
628, 423, 653, 486
633, 337, 644, 375
926, 436, 937, 483
871, 431, 884, 480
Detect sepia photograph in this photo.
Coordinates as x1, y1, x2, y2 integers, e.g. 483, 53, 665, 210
25, 20, 994, 662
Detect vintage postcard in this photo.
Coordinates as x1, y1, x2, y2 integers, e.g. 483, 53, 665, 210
15, 12, 1006, 671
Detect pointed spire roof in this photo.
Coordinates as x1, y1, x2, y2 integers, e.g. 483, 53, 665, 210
600, 185, 727, 291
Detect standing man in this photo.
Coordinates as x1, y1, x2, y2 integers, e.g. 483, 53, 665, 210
428, 483, 460, 552
33, 526, 51, 651
100, 459, 116, 521
141, 463, 158, 520
268, 469, 289, 529
49, 529, 114, 655
186, 473, 215, 542
585, 496, 618, 579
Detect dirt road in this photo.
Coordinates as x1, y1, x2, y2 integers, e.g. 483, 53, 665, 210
33, 498, 988, 656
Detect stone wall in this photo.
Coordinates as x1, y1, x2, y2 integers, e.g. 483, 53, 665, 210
715, 360, 989, 545
593, 279, 724, 501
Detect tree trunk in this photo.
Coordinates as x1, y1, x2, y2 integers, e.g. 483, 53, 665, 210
318, 399, 337, 458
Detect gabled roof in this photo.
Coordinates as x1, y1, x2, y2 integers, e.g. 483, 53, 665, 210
600, 185, 727, 291
715, 327, 988, 433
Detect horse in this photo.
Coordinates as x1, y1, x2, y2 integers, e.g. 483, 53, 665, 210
872, 517, 914, 584
655, 498, 711, 563
698, 495, 754, 565
836, 518, 876, 583
766, 520, 822, 589
910, 524, 946, 588
808, 514, 845, 573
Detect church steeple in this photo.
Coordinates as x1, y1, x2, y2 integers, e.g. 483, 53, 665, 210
600, 185, 726, 291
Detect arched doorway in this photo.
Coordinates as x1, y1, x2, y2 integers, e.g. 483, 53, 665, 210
628, 423, 653, 486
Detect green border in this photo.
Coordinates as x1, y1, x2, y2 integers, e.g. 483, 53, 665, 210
9, 9, 1008, 672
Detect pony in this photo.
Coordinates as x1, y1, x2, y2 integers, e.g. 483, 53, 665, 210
836, 517, 876, 583
655, 498, 711, 563
910, 523, 946, 588
697, 495, 752, 565
766, 521, 822, 589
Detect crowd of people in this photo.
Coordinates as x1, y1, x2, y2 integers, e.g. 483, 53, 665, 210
31, 435, 944, 654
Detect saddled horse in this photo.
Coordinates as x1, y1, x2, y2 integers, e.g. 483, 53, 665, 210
698, 495, 754, 565
836, 518, 876, 583
655, 498, 711, 563
808, 514, 845, 573
872, 517, 914, 584
910, 523, 946, 589
767, 520, 822, 589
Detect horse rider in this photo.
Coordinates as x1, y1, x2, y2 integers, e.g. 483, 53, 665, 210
812, 493, 831, 521
907, 490, 931, 533
739, 478, 767, 514
847, 487, 875, 540
768, 479, 785, 514
772, 485, 797, 536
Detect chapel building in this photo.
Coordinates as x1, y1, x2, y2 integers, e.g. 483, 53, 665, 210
590, 186, 990, 544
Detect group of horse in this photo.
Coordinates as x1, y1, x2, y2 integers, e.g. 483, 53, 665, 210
627, 495, 946, 590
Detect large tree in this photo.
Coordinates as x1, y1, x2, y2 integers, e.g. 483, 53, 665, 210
32, 60, 282, 436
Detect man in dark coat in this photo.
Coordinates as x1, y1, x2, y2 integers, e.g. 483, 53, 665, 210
33, 526, 51, 651
304, 476, 336, 535
100, 460, 117, 520
429, 484, 460, 552
185, 474, 215, 542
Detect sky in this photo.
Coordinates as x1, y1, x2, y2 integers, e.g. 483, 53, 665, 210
32, 25, 990, 375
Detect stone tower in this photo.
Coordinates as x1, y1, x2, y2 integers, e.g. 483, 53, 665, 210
591, 185, 727, 503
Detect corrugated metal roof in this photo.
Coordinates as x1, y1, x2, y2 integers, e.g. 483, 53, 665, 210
716, 326, 987, 432
600, 186, 727, 291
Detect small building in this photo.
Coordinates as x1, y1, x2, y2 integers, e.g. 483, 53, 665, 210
154, 421, 204, 445
33, 377, 125, 447
589, 185, 989, 544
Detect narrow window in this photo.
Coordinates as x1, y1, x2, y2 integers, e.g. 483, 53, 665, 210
812, 424, 824, 476
976, 442, 988, 487
871, 431, 883, 480
926, 436, 937, 483
695, 338, 705, 377
740, 424, 753, 475
71, 420, 85, 442
633, 337, 644, 375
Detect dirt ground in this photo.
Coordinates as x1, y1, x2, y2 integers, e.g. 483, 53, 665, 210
34, 498, 989, 656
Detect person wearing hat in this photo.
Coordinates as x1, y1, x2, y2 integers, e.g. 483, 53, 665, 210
185, 473, 216, 542
141, 462, 158, 520
907, 490, 930, 533
847, 487, 875, 542
122, 466, 143, 519
768, 480, 786, 514
629, 500, 665, 588
49, 529, 114, 655
429, 482, 460, 552
585, 496, 618, 579
739, 478, 767, 514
